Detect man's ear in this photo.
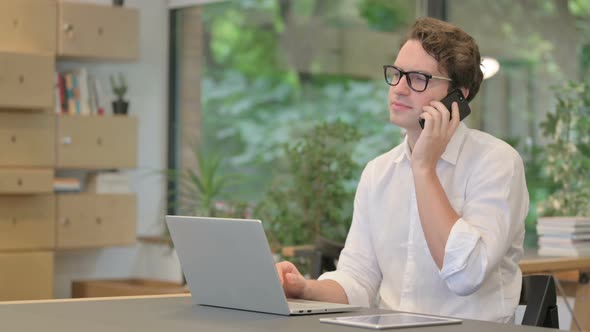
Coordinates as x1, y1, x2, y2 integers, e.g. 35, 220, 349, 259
460, 87, 470, 99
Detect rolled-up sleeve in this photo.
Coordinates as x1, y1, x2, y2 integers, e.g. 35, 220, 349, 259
318, 162, 382, 307
439, 146, 528, 296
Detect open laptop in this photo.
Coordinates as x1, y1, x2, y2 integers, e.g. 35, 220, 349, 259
166, 215, 360, 315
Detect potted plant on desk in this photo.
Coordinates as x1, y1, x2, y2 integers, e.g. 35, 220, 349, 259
536, 80, 590, 257
110, 73, 129, 115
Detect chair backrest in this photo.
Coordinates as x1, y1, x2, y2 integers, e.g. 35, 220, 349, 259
309, 237, 344, 279
520, 274, 559, 328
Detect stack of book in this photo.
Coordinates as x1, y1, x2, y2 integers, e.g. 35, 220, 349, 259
537, 217, 590, 256
53, 177, 81, 193
54, 68, 108, 116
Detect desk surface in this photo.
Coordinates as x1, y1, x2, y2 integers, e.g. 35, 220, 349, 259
520, 252, 590, 274
0, 294, 552, 332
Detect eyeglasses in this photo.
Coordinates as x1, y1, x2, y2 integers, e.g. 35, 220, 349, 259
383, 65, 452, 92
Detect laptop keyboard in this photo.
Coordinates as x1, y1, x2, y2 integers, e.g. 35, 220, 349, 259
288, 299, 331, 309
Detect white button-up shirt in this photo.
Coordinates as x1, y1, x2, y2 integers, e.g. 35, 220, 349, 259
319, 123, 528, 322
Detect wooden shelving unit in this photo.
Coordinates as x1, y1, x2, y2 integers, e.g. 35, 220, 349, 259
0, 0, 140, 301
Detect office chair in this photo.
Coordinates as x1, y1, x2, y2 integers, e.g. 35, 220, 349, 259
309, 236, 344, 279
519, 274, 559, 328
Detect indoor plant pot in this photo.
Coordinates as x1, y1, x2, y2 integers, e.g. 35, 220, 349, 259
110, 73, 129, 115
112, 99, 129, 115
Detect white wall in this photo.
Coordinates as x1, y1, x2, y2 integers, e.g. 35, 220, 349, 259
54, 0, 182, 298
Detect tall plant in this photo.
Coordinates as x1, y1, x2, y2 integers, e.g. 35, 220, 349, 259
167, 145, 246, 218
255, 121, 361, 250
538, 80, 590, 217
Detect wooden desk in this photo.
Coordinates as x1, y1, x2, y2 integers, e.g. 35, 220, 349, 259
520, 255, 590, 332
0, 294, 556, 332
520, 256, 590, 275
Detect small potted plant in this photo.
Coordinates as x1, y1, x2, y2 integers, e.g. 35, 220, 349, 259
110, 73, 129, 115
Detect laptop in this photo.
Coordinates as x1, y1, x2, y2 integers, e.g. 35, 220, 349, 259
166, 215, 360, 315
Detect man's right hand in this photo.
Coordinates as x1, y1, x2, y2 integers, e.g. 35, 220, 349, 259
275, 261, 308, 299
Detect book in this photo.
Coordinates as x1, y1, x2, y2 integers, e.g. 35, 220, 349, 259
538, 246, 590, 257
76, 68, 92, 115
537, 225, 590, 235
64, 73, 76, 115
54, 72, 61, 114
88, 73, 99, 114
93, 76, 107, 115
53, 177, 81, 192
538, 238, 590, 247
72, 73, 80, 114
57, 73, 67, 114
537, 217, 590, 226
539, 233, 590, 240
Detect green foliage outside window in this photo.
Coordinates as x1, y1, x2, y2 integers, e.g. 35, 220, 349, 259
197, 0, 405, 251
358, 0, 413, 32
503, 137, 558, 248
538, 81, 590, 217
201, 70, 402, 203
189, 0, 590, 252
568, 0, 590, 16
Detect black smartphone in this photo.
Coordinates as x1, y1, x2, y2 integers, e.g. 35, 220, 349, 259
419, 89, 471, 129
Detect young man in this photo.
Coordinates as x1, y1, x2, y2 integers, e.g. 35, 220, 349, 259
276, 17, 528, 322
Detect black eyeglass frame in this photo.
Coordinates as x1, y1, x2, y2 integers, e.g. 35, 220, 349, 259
382, 65, 452, 92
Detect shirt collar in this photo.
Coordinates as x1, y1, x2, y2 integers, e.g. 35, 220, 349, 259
440, 122, 468, 165
393, 135, 412, 163
393, 122, 468, 165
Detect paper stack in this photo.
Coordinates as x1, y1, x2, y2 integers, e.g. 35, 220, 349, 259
537, 217, 590, 257
86, 172, 130, 193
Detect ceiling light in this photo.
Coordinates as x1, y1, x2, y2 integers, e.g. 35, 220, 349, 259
481, 57, 500, 80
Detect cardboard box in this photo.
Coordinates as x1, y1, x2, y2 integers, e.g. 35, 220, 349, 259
72, 279, 188, 298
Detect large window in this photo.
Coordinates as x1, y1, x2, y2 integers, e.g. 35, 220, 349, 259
170, 1, 418, 242
169, 0, 590, 248
450, 0, 590, 246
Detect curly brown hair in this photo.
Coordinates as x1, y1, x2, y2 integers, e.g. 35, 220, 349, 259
402, 17, 483, 102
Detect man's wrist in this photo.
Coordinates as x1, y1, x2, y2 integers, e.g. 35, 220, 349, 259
301, 279, 314, 300
411, 165, 437, 178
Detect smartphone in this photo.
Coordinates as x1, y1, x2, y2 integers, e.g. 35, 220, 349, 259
419, 89, 471, 129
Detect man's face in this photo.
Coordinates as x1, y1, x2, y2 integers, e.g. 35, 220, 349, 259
388, 39, 451, 131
